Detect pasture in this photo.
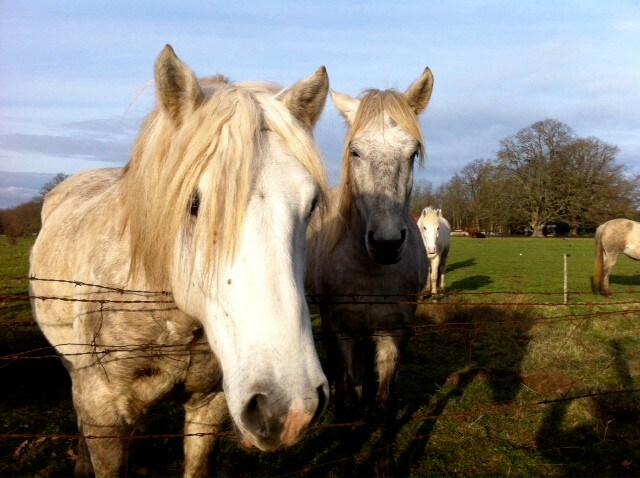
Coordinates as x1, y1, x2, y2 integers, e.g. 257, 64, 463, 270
1, 235, 639, 477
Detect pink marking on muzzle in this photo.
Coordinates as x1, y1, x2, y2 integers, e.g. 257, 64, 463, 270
242, 436, 255, 449
280, 409, 313, 446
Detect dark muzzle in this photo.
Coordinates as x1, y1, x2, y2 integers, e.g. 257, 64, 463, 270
366, 228, 407, 264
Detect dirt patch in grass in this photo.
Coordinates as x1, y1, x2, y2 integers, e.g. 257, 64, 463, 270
522, 371, 582, 394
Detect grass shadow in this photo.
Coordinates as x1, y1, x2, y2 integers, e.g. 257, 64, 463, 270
448, 274, 493, 292
393, 301, 536, 476
535, 339, 640, 476
610, 274, 640, 287
0, 325, 76, 477
445, 258, 477, 273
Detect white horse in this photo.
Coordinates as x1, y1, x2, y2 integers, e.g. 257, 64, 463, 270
417, 206, 451, 296
30, 45, 330, 477
594, 218, 640, 295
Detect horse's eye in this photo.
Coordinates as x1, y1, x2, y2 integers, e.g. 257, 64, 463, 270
308, 196, 319, 218
410, 151, 419, 161
190, 191, 200, 217
351, 150, 361, 159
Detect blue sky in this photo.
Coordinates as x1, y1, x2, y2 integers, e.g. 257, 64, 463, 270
1, 1, 639, 208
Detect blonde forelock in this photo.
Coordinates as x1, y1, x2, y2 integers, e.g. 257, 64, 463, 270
121, 79, 328, 289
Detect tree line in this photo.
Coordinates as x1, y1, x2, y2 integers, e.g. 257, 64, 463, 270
0, 173, 69, 241
411, 119, 640, 236
2, 119, 639, 240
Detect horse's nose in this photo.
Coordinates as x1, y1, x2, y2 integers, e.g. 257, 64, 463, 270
367, 228, 407, 264
240, 384, 327, 450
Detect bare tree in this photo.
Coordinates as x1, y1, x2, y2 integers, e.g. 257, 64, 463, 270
410, 179, 437, 216
33, 172, 69, 203
556, 138, 636, 233
497, 119, 573, 236
437, 175, 467, 231
457, 159, 505, 233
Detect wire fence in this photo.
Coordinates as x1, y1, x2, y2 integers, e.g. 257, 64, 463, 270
1, 275, 639, 474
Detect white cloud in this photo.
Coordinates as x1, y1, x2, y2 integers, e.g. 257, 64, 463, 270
0, 186, 38, 209
0, 171, 55, 208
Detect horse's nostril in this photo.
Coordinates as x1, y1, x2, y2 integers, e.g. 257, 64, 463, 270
368, 229, 407, 250
241, 393, 272, 438
311, 385, 328, 425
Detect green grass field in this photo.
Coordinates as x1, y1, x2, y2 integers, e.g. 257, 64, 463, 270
1, 235, 639, 477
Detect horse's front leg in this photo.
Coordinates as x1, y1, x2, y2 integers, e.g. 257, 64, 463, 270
334, 333, 359, 420
373, 333, 408, 421
430, 255, 441, 295
77, 400, 133, 477
70, 378, 93, 477
369, 331, 410, 476
70, 372, 138, 477
438, 254, 448, 293
183, 392, 228, 478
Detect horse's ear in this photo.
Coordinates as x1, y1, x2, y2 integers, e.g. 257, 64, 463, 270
330, 89, 360, 126
154, 44, 204, 125
404, 67, 434, 115
277, 66, 329, 129
421, 208, 427, 218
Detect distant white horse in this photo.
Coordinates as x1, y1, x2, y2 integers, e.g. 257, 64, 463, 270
417, 206, 451, 296
30, 45, 331, 477
594, 218, 640, 295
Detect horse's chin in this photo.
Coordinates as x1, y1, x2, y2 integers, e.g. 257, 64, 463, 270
238, 431, 287, 453
237, 428, 281, 452
367, 247, 403, 265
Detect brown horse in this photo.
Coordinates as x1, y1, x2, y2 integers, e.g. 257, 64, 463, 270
594, 218, 640, 295
30, 45, 331, 477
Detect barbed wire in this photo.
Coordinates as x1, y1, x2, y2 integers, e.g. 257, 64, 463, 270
28, 275, 172, 296
4, 292, 640, 308
2, 305, 639, 364
1, 387, 637, 444
2, 275, 639, 475
1, 294, 175, 305
1, 274, 638, 299
1, 286, 639, 364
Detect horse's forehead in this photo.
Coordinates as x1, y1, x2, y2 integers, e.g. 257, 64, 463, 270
423, 213, 438, 226
259, 147, 319, 191
352, 112, 416, 153
193, 131, 319, 194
